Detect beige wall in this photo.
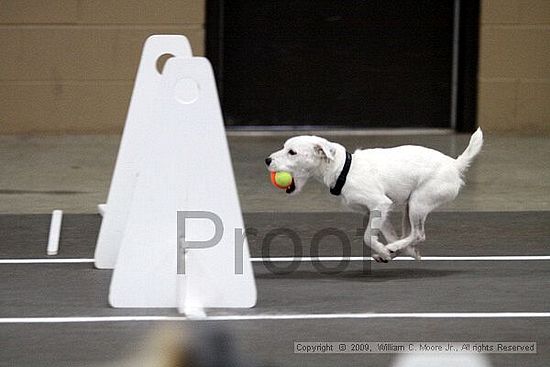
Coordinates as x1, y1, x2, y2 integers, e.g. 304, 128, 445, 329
478, 0, 550, 134
1, 1, 548, 134
0, 0, 205, 134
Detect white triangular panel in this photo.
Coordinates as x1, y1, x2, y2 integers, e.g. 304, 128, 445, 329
94, 35, 192, 269
106, 51, 256, 309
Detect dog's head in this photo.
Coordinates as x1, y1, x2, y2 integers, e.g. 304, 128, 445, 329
265, 135, 336, 194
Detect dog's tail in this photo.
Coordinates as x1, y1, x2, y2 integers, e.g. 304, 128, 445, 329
455, 127, 483, 173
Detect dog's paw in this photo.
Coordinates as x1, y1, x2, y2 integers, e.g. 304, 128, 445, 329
412, 247, 421, 261
374, 247, 392, 263
385, 242, 400, 253
400, 246, 421, 260
372, 254, 389, 263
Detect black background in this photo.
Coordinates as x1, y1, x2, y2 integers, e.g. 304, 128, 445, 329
207, 1, 478, 129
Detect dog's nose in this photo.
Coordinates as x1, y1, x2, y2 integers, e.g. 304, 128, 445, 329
265, 157, 272, 166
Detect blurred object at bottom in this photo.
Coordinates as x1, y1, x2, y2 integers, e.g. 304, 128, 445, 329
392, 352, 492, 367
96, 324, 274, 367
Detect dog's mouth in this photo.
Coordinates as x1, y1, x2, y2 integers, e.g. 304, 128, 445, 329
266, 163, 306, 195
285, 180, 296, 194
286, 175, 309, 195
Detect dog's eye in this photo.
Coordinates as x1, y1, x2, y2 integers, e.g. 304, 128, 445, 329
288, 149, 297, 156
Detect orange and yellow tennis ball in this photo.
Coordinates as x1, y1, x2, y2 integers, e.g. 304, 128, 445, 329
270, 171, 293, 190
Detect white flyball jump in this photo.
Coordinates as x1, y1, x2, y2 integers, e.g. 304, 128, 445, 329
94, 35, 257, 313
95, 35, 192, 269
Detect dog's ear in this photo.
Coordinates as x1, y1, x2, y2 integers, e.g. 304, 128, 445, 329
314, 141, 335, 160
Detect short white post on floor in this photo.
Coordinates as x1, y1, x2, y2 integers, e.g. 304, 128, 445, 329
47, 210, 63, 256
97, 204, 106, 217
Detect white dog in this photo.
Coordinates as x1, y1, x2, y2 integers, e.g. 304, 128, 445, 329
265, 128, 483, 262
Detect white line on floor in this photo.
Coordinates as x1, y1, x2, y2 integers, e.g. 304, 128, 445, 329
251, 256, 550, 262
1, 312, 549, 324
0, 258, 95, 264
206, 312, 550, 321
1, 256, 550, 265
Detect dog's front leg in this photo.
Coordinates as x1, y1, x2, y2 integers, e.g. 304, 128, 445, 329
362, 201, 393, 263
380, 219, 398, 243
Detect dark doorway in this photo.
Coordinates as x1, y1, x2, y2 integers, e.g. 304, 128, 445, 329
207, 0, 479, 131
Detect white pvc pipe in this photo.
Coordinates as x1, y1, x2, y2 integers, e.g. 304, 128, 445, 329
47, 210, 63, 256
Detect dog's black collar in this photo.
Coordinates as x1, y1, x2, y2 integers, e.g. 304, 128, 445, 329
330, 151, 352, 196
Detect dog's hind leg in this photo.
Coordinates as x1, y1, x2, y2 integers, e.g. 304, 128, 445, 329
398, 244, 421, 260
401, 203, 410, 239
386, 179, 457, 254
397, 204, 421, 260
385, 199, 431, 254
380, 218, 421, 259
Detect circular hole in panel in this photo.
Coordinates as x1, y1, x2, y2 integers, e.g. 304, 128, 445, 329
156, 53, 175, 74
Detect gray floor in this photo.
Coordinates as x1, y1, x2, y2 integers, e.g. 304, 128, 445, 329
0, 132, 549, 214
2, 261, 549, 318
1, 212, 549, 367
2, 212, 550, 259
1, 132, 549, 366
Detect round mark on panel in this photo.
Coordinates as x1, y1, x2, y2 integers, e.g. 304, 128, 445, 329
174, 78, 200, 104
